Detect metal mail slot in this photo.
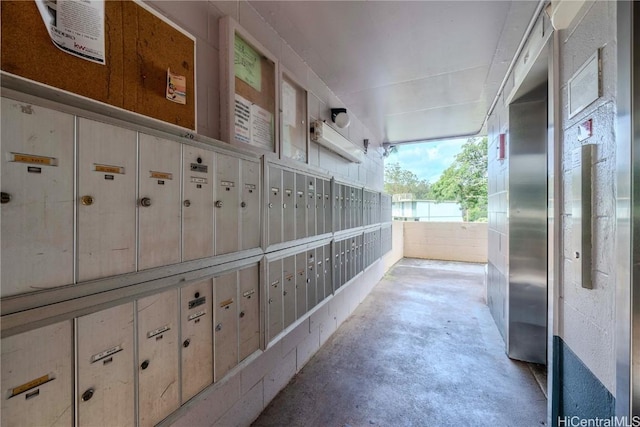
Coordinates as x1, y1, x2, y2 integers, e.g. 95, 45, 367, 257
90, 345, 123, 364
188, 310, 206, 321
188, 296, 207, 309
9, 374, 54, 398
190, 163, 208, 173
8, 152, 58, 166
147, 325, 170, 339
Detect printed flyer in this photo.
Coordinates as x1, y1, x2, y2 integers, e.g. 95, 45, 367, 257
36, 0, 106, 65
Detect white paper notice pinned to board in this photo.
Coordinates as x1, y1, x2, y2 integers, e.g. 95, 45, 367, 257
251, 104, 274, 149
282, 80, 297, 127
35, 0, 106, 65
234, 94, 251, 144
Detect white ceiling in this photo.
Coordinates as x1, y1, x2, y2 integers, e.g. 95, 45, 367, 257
249, 0, 540, 144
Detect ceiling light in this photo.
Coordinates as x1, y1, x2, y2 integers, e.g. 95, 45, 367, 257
331, 108, 351, 129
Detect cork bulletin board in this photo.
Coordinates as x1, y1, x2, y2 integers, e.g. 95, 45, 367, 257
220, 17, 278, 152
1, 0, 195, 130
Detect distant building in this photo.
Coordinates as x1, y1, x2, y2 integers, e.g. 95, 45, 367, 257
391, 193, 462, 222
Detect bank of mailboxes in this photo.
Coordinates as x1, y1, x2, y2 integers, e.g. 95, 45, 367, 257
333, 235, 363, 290
266, 244, 332, 342
1, 264, 259, 426
363, 228, 382, 269
0, 99, 261, 297
266, 163, 331, 246
333, 183, 364, 232
364, 190, 382, 226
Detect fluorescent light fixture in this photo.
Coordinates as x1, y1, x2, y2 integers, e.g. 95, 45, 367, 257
310, 120, 364, 163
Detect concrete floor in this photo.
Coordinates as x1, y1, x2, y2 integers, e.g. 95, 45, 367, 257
253, 259, 547, 427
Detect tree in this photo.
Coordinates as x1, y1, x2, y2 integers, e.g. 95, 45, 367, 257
431, 137, 488, 222
384, 162, 432, 199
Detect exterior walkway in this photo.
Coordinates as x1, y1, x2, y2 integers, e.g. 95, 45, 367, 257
253, 259, 547, 427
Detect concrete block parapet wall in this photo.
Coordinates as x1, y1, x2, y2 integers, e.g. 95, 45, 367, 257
403, 222, 488, 264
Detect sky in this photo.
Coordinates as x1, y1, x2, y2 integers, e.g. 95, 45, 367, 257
384, 137, 469, 184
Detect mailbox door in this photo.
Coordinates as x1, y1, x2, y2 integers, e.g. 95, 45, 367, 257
138, 134, 181, 270
282, 170, 295, 242
295, 173, 306, 239
267, 259, 283, 342
324, 244, 332, 296
306, 176, 316, 237
306, 250, 316, 311
213, 271, 238, 381
241, 159, 260, 250
137, 289, 180, 427
239, 264, 260, 361
316, 247, 325, 304
78, 118, 137, 282
77, 303, 135, 426
267, 165, 282, 246
215, 153, 240, 255
282, 255, 296, 328
333, 182, 340, 232
182, 146, 214, 261
295, 252, 307, 318
316, 179, 324, 235
333, 241, 341, 290
180, 280, 213, 403
1, 321, 72, 427
1, 98, 74, 296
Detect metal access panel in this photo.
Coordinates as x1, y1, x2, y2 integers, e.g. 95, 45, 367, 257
77, 118, 137, 282
267, 259, 283, 342
306, 250, 317, 311
316, 179, 324, 235
180, 280, 213, 403
77, 303, 135, 426
1, 99, 74, 297
283, 170, 296, 242
268, 165, 283, 246
239, 264, 260, 361
1, 321, 72, 427
282, 255, 296, 328
295, 173, 307, 239
316, 247, 325, 304
241, 159, 260, 250
137, 289, 180, 427
138, 134, 181, 270
307, 176, 316, 237
182, 146, 214, 261
215, 153, 240, 255
295, 252, 307, 319
213, 271, 238, 381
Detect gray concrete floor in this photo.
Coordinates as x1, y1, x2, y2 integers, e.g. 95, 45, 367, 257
253, 259, 547, 427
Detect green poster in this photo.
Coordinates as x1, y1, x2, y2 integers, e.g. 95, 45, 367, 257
234, 34, 261, 92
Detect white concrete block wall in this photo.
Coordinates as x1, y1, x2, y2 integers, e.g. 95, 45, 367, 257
558, 0, 617, 393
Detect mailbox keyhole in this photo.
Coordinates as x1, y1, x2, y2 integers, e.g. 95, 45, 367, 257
141, 360, 150, 370
197, 157, 202, 164
82, 388, 95, 402
195, 292, 200, 298
183, 339, 191, 348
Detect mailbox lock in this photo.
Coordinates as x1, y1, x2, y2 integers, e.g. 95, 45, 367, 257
183, 339, 191, 348
81, 195, 94, 206
183, 199, 191, 207
197, 156, 203, 164
140, 197, 152, 207
215, 200, 223, 208
81, 388, 95, 402
140, 360, 150, 370
215, 323, 222, 331
268, 202, 274, 209
241, 201, 247, 208
1, 192, 11, 204
239, 311, 245, 318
